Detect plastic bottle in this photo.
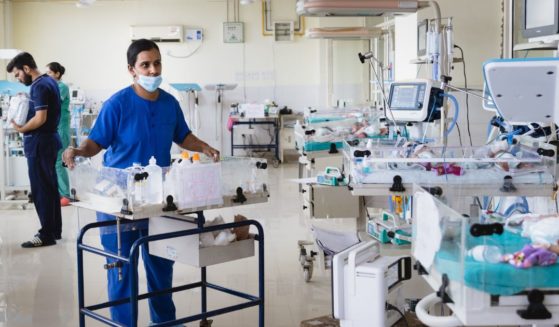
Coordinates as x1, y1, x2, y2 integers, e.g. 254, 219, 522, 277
164, 158, 181, 203
126, 162, 146, 206
467, 245, 503, 264
145, 156, 163, 204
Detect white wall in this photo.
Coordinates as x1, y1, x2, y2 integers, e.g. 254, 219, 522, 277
6, 0, 505, 150
10, 0, 323, 151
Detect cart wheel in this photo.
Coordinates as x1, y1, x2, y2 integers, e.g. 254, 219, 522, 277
21, 204, 27, 210
272, 159, 280, 168
200, 319, 213, 326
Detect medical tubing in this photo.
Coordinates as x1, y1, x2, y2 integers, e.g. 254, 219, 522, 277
503, 197, 530, 217
441, 93, 459, 136
415, 293, 461, 327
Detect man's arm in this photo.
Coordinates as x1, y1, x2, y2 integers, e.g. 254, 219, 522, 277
11, 109, 46, 133
179, 133, 220, 161
62, 139, 102, 169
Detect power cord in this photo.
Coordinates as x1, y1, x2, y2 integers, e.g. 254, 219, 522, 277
456, 123, 464, 147
386, 302, 409, 327
454, 44, 473, 146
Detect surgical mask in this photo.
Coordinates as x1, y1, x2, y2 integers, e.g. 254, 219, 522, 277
136, 74, 162, 93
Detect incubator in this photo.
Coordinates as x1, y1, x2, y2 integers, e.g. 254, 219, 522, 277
412, 187, 559, 326
294, 107, 389, 154
343, 139, 557, 192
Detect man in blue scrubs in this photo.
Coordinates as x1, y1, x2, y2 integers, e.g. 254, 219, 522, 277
63, 39, 219, 326
6, 52, 62, 248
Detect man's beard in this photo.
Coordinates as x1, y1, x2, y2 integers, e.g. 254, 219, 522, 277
22, 73, 32, 86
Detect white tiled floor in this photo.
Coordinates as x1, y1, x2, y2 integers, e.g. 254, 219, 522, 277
0, 163, 336, 327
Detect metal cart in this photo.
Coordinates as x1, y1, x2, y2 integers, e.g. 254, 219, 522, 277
230, 115, 280, 167
75, 193, 268, 327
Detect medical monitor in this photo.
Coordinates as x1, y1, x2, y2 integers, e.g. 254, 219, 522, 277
70, 88, 85, 104
417, 19, 428, 58
522, 0, 559, 40
387, 79, 441, 122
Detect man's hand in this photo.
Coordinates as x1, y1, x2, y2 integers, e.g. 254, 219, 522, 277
62, 147, 78, 169
202, 145, 220, 162
11, 120, 24, 133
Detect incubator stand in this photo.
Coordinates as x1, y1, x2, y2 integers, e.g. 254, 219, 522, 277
412, 187, 559, 327
70, 158, 269, 327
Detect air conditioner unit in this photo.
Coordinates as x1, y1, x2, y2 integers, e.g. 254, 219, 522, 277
130, 25, 184, 43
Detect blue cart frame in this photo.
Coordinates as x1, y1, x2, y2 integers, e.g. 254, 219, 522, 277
76, 212, 265, 327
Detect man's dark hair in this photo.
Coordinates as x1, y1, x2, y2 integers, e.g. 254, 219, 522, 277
47, 62, 66, 77
6, 52, 37, 73
127, 39, 160, 66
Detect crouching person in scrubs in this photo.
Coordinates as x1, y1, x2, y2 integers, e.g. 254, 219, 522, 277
63, 39, 219, 325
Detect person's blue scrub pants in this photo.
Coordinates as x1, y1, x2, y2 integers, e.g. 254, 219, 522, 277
98, 214, 176, 325
27, 138, 62, 241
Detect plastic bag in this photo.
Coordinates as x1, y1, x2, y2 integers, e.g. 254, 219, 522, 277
7, 93, 29, 126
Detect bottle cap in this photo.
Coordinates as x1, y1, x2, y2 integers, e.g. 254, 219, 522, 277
192, 153, 200, 161
149, 156, 156, 165
181, 151, 190, 159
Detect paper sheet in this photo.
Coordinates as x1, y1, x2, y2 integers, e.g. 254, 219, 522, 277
413, 190, 442, 270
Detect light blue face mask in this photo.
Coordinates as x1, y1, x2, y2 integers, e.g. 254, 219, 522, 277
137, 74, 162, 92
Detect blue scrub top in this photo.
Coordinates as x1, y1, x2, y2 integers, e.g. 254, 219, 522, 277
23, 74, 62, 157
89, 86, 191, 169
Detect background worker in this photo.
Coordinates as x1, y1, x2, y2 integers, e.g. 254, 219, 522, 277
46, 62, 71, 206
6, 52, 62, 247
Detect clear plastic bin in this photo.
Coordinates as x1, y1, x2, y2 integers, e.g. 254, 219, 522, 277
70, 158, 224, 213
220, 157, 268, 195
169, 162, 223, 209
69, 160, 135, 213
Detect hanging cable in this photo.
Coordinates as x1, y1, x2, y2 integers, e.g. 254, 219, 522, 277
368, 60, 400, 135
441, 93, 459, 137
454, 44, 472, 146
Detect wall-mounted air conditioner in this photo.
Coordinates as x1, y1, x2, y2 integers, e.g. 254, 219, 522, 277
130, 25, 184, 42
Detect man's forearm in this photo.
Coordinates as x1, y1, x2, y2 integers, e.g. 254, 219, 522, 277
73, 139, 102, 158
18, 115, 45, 133
180, 133, 209, 152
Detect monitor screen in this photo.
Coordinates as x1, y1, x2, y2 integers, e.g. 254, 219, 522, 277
523, 0, 559, 38
72, 90, 78, 98
526, 0, 555, 29
389, 83, 426, 111
417, 20, 428, 57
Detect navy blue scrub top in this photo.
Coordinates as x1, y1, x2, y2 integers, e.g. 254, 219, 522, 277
23, 74, 62, 157
88, 86, 191, 169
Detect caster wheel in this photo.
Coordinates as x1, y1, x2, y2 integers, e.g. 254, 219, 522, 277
272, 159, 280, 168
